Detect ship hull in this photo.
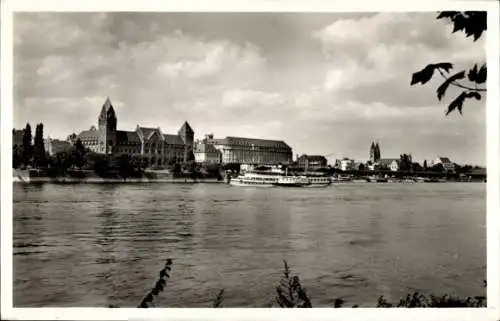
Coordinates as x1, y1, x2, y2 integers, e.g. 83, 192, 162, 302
229, 180, 275, 187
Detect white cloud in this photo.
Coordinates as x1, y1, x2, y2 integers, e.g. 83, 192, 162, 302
158, 40, 265, 80
221, 89, 283, 108
13, 12, 487, 165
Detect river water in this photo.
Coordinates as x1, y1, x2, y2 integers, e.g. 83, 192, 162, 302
13, 182, 486, 307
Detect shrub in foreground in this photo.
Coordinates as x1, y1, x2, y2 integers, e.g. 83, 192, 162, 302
134, 259, 486, 308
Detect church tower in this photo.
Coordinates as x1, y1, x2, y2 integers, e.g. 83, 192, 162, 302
178, 121, 194, 163
98, 97, 117, 155
374, 142, 381, 162
369, 142, 376, 163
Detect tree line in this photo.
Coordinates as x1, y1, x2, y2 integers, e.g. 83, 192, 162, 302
13, 123, 47, 169
13, 122, 224, 180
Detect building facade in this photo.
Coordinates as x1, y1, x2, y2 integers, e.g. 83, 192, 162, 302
340, 158, 355, 171
297, 154, 328, 170
194, 134, 222, 164
44, 137, 72, 156
13, 129, 25, 148
77, 97, 194, 166
378, 158, 400, 171
199, 135, 293, 165
433, 157, 455, 172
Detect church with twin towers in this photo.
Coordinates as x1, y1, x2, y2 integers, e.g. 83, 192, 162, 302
76, 97, 194, 166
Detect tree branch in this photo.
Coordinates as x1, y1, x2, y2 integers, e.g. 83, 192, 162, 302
437, 69, 486, 92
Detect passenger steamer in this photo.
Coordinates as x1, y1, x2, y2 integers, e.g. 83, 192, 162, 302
227, 170, 281, 187
227, 169, 331, 188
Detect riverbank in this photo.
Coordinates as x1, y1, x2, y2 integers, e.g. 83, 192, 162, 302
13, 169, 224, 184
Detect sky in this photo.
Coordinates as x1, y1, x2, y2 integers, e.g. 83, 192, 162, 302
13, 12, 486, 165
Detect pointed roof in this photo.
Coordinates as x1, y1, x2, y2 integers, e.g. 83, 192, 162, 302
136, 126, 163, 141
116, 130, 141, 143
163, 134, 185, 145
179, 121, 194, 134
100, 96, 115, 116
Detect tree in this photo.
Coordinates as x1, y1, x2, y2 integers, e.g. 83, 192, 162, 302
412, 162, 423, 172
22, 123, 33, 167
411, 11, 486, 115
399, 154, 412, 172
423, 160, 428, 171
72, 138, 87, 169
187, 150, 195, 162
172, 163, 182, 177
432, 163, 445, 173
33, 123, 47, 168
13, 145, 22, 169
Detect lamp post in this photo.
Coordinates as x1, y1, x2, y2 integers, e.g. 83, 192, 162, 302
251, 144, 255, 166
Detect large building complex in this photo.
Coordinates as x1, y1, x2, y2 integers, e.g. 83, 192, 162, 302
214, 136, 293, 165
77, 97, 194, 166
194, 134, 293, 165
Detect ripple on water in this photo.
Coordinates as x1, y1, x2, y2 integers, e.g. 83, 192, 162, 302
12, 183, 486, 307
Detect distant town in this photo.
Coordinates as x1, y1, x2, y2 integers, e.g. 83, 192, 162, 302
12, 97, 486, 181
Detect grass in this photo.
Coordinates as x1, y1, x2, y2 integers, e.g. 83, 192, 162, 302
135, 259, 486, 308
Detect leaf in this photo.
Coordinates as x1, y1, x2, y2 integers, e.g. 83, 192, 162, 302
437, 11, 458, 20
410, 65, 435, 85
466, 92, 481, 100
436, 70, 465, 100
432, 62, 454, 73
446, 92, 467, 115
468, 11, 487, 41
467, 64, 478, 82
452, 14, 466, 33
476, 64, 487, 84
446, 91, 481, 115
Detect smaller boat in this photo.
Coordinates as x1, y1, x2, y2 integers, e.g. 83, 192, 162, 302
366, 175, 388, 183
414, 177, 426, 183
332, 175, 353, 183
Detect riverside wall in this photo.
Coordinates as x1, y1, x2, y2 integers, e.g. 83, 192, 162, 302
13, 169, 223, 184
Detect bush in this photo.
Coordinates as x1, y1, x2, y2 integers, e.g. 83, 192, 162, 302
136, 260, 486, 309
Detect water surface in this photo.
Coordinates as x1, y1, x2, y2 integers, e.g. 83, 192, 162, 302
13, 183, 486, 307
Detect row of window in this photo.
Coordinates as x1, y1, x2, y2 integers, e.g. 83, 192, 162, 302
225, 141, 288, 149
81, 139, 185, 149
222, 157, 292, 162
218, 146, 291, 152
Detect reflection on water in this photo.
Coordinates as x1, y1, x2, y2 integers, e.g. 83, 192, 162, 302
13, 183, 486, 307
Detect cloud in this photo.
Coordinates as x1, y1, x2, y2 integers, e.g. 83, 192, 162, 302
157, 40, 265, 80
314, 12, 486, 109
314, 12, 485, 60
222, 89, 283, 108
12, 12, 487, 165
